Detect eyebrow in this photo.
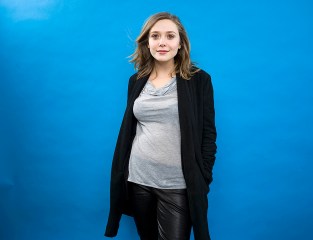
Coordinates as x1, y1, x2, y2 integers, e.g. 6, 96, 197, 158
150, 31, 177, 34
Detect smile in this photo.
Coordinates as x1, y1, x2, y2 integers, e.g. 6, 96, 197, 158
157, 50, 169, 54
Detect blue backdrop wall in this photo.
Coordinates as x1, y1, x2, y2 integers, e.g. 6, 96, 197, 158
1, 1, 312, 239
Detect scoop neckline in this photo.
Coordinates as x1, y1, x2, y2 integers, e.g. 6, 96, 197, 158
147, 76, 176, 90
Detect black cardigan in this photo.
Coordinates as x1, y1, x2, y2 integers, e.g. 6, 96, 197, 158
105, 69, 217, 240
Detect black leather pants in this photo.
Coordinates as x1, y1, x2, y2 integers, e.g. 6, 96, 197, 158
129, 182, 192, 240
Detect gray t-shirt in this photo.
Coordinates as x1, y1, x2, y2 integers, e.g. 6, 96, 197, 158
128, 77, 186, 189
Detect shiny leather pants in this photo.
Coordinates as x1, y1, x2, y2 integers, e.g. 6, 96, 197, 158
129, 182, 192, 240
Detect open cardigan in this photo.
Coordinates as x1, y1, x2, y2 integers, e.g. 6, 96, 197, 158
104, 69, 217, 240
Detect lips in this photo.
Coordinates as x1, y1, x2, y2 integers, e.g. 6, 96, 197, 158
157, 50, 169, 53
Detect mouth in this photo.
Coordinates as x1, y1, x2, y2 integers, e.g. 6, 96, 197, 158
157, 50, 169, 54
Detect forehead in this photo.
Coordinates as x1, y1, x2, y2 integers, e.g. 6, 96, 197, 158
150, 19, 179, 33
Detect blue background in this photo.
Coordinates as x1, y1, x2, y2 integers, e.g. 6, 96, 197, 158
1, 0, 312, 239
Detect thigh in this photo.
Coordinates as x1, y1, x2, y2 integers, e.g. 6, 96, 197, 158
156, 189, 192, 240
129, 182, 158, 240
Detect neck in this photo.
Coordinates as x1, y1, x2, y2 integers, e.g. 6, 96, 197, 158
151, 60, 175, 79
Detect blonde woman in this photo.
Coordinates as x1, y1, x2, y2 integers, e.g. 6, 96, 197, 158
105, 12, 217, 240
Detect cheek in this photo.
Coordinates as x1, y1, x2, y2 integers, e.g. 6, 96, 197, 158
148, 40, 157, 49
149, 48, 154, 55
171, 41, 181, 50
148, 45, 156, 56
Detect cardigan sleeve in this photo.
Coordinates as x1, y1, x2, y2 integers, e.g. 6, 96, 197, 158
201, 72, 217, 185
110, 73, 137, 172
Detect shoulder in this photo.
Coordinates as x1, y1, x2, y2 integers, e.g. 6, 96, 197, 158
193, 68, 211, 78
126, 73, 139, 98
127, 72, 138, 88
129, 72, 138, 82
190, 68, 212, 85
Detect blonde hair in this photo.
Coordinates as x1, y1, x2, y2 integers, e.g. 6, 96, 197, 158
129, 12, 199, 80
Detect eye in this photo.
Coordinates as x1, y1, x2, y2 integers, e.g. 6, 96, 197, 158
150, 34, 159, 39
167, 34, 175, 39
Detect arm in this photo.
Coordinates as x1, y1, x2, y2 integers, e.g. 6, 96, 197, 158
201, 73, 217, 185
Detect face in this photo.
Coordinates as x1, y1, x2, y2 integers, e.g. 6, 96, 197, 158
148, 19, 181, 64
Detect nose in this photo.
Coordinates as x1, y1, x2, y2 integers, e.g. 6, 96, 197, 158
159, 37, 166, 47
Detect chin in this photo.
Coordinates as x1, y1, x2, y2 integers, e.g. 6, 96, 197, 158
154, 56, 175, 62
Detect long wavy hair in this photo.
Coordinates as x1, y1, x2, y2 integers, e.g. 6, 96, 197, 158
129, 12, 199, 80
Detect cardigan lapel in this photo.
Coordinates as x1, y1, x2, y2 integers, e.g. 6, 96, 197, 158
116, 76, 149, 177
123, 76, 149, 144
127, 76, 149, 110
177, 76, 196, 181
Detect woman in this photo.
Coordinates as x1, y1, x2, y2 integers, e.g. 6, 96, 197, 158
105, 12, 217, 240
